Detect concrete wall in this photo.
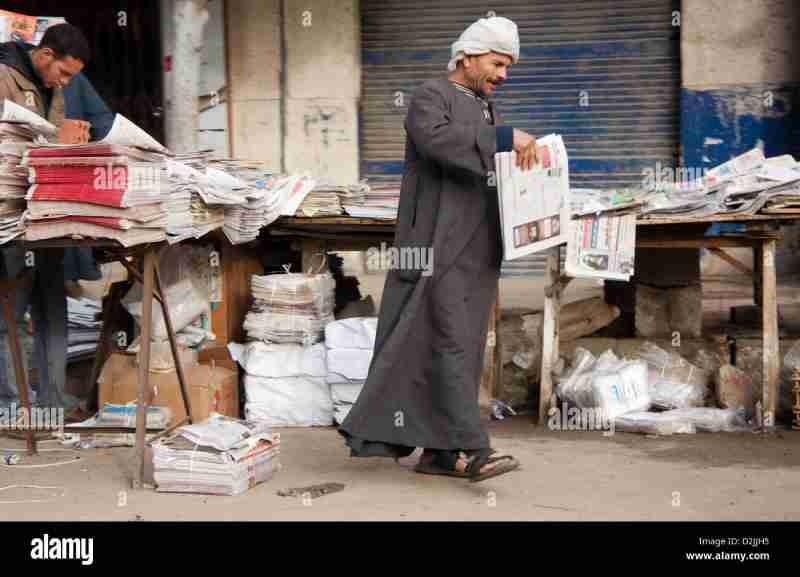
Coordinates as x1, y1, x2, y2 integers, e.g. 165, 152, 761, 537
283, 0, 361, 184
682, 0, 800, 278
225, 0, 360, 182
226, 0, 282, 169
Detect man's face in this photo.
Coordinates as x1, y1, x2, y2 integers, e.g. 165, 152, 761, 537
463, 52, 512, 97
33, 48, 83, 89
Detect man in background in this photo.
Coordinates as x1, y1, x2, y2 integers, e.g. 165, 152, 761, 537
0, 23, 100, 421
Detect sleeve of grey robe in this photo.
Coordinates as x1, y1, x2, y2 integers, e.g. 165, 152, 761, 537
406, 82, 509, 177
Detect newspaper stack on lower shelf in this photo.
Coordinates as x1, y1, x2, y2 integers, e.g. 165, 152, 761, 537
152, 413, 281, 496
67, 296, 102, 361
244, 272, 336, 345
325, 317, 377, 424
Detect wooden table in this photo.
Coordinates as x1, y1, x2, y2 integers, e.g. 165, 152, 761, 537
538, 214, 800, 432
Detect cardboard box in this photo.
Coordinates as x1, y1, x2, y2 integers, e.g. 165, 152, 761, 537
197, 345, 238, 373
98, 353, 240, 426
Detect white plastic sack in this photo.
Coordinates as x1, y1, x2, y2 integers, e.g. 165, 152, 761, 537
228, 341, 327, 378
333, 404, 353, 425
244, 374, 333, 427
324, 317, 378, 350
330, 382, 364, 405
326, 348, 373, 381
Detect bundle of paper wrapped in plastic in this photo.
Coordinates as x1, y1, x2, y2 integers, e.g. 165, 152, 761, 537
152, 413, 280, 496
243, 272, 336, 345
325, 317, 377, 424
557, 342, 750, 435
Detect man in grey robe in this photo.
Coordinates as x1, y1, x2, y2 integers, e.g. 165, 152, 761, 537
339, 16, 540, 482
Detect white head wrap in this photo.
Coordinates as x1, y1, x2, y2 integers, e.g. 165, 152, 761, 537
448, 16, 520, 72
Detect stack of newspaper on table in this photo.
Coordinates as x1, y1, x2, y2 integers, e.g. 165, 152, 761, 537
634, 148, 800, 219
67, 296, 102, 361
324, 317, 377, 424
243, 272, 336, 345
0, 121, 32, 243
0, 100, 57, 243
21, 113, 170, 246
152, 413, 281, 495
161, 159, 195, 243
296, 181, 344, 217
494, 133, 571, 261
342, 182, 399, 219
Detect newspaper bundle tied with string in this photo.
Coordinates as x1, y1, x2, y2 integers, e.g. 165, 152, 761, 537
151, 413, 281, 495
243, 259, 336, 347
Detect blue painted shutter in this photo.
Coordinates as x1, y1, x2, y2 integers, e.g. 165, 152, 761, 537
360, 0, 680, 275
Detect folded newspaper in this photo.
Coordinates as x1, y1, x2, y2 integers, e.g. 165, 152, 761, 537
494, 134, 570, 261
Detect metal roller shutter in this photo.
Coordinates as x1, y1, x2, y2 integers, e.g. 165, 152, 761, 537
360, 0, 680, 275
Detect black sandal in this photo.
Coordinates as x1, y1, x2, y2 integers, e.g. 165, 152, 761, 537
414, 449, 519, 482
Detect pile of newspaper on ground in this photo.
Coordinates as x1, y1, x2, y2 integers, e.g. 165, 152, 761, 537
325, 317, 377, 424
152, 413, 281, 495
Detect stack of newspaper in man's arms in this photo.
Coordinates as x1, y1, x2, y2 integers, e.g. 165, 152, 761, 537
325, 317, 377, 424
67, 296, 102, 361
243, 272, 336, 346
152, 413, 281, 496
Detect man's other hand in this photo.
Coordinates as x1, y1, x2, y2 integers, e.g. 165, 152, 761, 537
58, 119, 91, 144
512, 128, 538, 171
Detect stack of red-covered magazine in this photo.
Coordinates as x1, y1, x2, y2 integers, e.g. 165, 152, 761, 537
22, 142, 168, 246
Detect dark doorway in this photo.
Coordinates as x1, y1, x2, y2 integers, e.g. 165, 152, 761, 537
12, 0, 164, 143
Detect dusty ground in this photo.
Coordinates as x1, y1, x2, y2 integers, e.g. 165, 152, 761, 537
1, 419, 799, 521
3, 271, 799, 522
